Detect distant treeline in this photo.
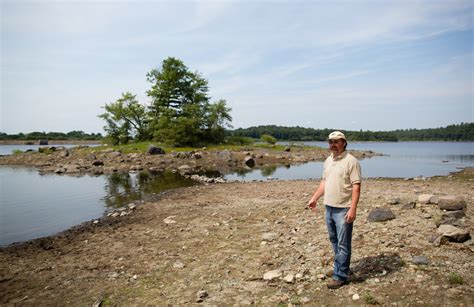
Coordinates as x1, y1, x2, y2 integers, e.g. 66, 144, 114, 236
229, 123, 474, 142
0, 131, 103, 140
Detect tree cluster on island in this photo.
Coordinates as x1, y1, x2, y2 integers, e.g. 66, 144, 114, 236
99, 57, 232, 146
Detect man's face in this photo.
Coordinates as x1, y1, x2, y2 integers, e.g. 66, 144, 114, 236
328, 138, 345, 156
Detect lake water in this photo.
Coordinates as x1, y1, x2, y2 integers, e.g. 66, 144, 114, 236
0, 141, 472, 246
0, 168, 195, 246
224, 142, 473, 181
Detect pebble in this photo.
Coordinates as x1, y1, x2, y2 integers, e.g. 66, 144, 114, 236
283, 274, 295, 283
163, 216, 177, 224
412, 256, 430, 265
263, 269, 282, 281
196, 290, 208, 303
352, 294, 360, 301
173, 261, 185, 269
301, 297, 311, 303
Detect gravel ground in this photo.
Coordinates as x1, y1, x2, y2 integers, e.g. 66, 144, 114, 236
1, 169, 473, 305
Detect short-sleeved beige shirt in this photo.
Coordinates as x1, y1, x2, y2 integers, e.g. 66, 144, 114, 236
322, 151, 361, 208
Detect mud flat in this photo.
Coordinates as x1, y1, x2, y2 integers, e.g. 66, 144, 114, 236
1, 168, 472, 305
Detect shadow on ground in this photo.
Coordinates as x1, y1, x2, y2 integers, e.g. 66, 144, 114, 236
350, 252, 404, 283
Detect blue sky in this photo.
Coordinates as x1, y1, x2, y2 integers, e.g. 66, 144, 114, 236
1, 0, 473, 134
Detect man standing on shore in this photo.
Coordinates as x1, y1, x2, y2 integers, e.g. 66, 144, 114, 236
307, 131, 361, 289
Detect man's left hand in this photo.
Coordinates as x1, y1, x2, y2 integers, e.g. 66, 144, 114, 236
345, 208, 356, 223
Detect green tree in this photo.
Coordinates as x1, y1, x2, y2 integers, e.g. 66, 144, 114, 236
261, 134, 277, 145
146, 57, 210, 145
99, 92, 150, 145
205, 99, 232, 143
146, 57, 231, 146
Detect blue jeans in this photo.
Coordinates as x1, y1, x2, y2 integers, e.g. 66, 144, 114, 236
325, 205, 353, 282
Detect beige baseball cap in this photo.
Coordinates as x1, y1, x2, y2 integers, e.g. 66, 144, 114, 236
328, 131, 346, 140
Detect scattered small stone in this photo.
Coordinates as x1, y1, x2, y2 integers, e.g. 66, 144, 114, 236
263, 269, 282, 281
110, 151, 122, 157
412, 256, 430, 265
164, 216, 177, 224
178, 165, 193, 175
283, 274, 295, 283
352, 293, 360, 301
54, 167, 66, 174
196, 289, 208, 303
261, 232, 278, 242
402, 202, 416, 210
173, 261, 185, 269
388, 197, 401, 205
422, 213, 432, 219
418, 194, 437, 204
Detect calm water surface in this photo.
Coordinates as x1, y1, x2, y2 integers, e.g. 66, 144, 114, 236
225, 142, 473, 181
0, 168, 195, 246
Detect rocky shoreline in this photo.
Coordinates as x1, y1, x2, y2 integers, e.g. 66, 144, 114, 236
0, 144, 379, 178
0, 163, 472, 305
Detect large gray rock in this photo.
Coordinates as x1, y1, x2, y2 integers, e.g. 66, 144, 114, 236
441, 210, 465, 220
437, 225, 470, 242
92, 160, 104, 166
244, 156, 256, 167
147, 145, 165, 155
437, 196, 466, 211
367, 208, 396, 222
435, 217, 464, 228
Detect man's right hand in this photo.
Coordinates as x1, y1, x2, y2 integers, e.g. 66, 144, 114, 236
307, 200, 317, 212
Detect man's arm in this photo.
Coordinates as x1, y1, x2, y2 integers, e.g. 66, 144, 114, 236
307, 179, 325, 212
345, 183, 361, 223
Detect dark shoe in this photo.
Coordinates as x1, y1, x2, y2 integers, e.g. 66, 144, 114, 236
327, 279, 345, 289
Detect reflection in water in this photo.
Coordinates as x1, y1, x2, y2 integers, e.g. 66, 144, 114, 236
102, 170, 196, 208
0, 167, 198, 246
261, 165, 277, 177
